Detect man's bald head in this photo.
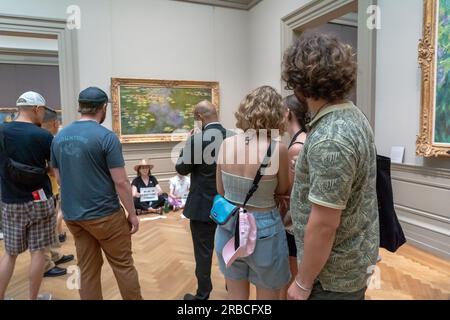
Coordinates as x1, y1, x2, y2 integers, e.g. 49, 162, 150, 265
194, 100, 218, 125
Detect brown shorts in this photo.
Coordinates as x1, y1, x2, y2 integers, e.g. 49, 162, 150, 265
1, 198, 57, 255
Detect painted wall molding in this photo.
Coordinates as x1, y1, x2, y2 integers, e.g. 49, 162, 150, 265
174, 0, 262, 10
391, 163, 450, 259
0, 53, 58, 66
395, 204, 449, 227
392, 163, 450, 180
396, 205, 450, 236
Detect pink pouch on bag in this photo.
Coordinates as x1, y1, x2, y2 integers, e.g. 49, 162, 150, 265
222, 209, 257, 268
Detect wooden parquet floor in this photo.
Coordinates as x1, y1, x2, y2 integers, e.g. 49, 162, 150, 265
1, 211, 449, 300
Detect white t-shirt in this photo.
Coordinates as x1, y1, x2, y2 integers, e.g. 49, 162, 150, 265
169, 175, 190, 198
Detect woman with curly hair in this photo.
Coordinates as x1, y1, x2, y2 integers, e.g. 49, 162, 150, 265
282, 33, 379, 300
215, 86, 291, 300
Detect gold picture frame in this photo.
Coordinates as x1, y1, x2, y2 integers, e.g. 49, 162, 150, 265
417, 0, 450, 157
0, 108, 18, 123
0, 108, 62, 125
111, 78, 220, 144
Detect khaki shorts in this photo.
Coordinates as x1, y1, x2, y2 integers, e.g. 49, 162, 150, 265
1, 198, 57, 255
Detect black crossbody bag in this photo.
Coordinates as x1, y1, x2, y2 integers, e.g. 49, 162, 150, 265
0, 125, 48, 192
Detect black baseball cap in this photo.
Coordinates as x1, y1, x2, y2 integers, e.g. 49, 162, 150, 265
78, 87, 109, 104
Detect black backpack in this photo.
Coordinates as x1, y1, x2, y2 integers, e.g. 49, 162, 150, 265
0, 124, 48, 192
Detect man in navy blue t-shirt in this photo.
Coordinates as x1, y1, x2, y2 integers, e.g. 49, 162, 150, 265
51, 87, 142, 300
0, 91, 56, 300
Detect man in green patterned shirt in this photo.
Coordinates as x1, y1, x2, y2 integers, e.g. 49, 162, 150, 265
282, 34, 379, 300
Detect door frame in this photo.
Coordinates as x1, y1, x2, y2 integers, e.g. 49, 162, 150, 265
0, 14, 79, 126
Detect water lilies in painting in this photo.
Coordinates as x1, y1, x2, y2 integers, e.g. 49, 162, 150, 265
111, 78, 219, 143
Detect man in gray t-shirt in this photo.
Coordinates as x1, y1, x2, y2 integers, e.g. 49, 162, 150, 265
52, 121, 125, 221
51, 87, 142, 300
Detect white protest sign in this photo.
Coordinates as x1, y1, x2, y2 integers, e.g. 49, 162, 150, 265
140, 187, 158, 202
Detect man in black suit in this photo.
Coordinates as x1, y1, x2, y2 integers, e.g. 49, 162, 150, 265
176, 100, 231, 300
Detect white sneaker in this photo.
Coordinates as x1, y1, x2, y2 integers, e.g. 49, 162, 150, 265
37, 293, 53, 300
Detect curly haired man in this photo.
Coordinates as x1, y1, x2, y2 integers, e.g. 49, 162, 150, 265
283, 33, 379, 300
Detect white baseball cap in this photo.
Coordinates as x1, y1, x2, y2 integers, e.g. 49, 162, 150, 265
16, 91, 46, 107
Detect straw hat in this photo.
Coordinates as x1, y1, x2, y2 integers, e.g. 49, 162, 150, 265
133, 159, 154, 172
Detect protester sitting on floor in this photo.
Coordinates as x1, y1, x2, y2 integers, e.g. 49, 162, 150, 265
168, 174, 190, 211
132, 160, 167, 215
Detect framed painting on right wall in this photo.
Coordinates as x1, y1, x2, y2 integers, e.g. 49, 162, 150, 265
417, 0, 450, 157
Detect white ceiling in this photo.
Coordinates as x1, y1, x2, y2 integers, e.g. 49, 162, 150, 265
174, 0, 262, 10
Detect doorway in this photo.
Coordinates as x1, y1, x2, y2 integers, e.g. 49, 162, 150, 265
0, 31, 62, 124
0, 14, 79, 126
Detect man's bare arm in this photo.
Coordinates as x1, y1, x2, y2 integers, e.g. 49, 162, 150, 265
110, 167, 139, 234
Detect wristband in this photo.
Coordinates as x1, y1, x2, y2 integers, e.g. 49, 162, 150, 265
295, 278, 313, 292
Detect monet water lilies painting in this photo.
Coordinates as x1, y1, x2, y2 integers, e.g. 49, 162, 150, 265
111, 78, 219, 143
417, 0, 450, 157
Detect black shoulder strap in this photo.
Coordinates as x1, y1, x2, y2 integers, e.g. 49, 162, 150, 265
289, 129, 306, 149
233, 141, 276, 250
0, 124, 5, 151
242, 141, 277, 209
290, 141, 304, 148
0, 125, 9, 177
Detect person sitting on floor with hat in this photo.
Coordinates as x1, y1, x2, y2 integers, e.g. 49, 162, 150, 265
131, 160, 167, 215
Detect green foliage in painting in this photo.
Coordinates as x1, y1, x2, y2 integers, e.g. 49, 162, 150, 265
120, 86, 212, 135
435, 0, 450, 143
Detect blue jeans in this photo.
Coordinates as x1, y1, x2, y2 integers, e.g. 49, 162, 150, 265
215, 208, 291, 290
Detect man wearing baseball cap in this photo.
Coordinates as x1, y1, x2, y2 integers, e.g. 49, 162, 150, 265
51, 87, 142, 300
0, 91, 57, 300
